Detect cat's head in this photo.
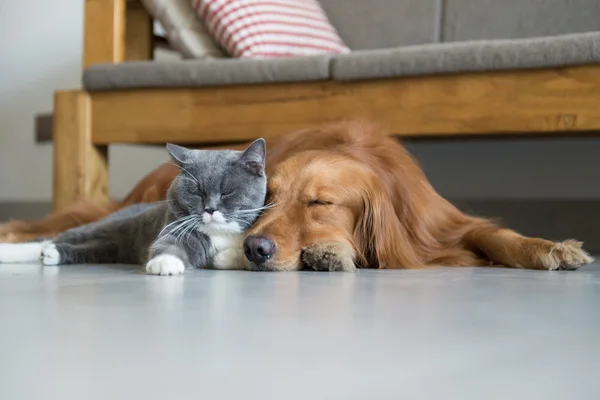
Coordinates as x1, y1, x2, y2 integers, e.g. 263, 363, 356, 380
166, 139, 267, 234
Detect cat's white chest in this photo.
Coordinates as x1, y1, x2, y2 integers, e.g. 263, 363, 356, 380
209, 232, 245, 270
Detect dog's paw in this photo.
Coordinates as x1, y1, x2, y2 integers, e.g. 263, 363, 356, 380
301, 242, 356, 272
41, 244, 60, 266
146, 255, 186, 276
540, 240, 594, 271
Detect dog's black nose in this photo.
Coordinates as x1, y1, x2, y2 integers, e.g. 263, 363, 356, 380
244, 236, 276, 265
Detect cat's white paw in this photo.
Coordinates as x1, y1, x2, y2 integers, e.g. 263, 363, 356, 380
42, 244, 60, 266
146, 255, 185, 276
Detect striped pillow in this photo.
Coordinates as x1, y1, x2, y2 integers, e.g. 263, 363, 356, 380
142, 0, 225, 59
191, 0, 350, 58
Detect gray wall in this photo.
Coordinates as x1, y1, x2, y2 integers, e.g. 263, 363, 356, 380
0, 0, 170, 202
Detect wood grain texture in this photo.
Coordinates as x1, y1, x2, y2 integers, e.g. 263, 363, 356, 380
53, 91, 109, 211
125, 0, 153, 61
83, 0, 126, 68
90, 65, 600, 144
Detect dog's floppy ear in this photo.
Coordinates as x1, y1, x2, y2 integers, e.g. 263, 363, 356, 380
354, 180, 422, 269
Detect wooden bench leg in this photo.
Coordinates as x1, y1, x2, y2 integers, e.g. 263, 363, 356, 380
53, 91, 108, 211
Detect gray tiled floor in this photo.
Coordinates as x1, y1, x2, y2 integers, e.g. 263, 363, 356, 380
1, 261, 599, 400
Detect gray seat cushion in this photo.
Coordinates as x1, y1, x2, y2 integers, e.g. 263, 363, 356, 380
83, 56, 332, 91
85, 32, 600, 91
332, 32, 600, 81
443, 0, 600, 42
319, 0, 442, 50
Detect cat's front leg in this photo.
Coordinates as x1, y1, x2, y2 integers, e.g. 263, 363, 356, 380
146, 236, 192, 276
145, 254, 186, 276
146, 231, 214, 275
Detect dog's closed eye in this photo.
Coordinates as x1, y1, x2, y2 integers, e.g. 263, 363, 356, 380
307, 199, 333, 206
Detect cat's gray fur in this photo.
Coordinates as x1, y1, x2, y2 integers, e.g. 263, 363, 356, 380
42, 139, 267, 273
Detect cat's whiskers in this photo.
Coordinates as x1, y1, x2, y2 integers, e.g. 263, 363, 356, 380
235, 202, 279, 215
174, 222, 195, 246
151, 199, 177, 206
158, 214, 197, 238
223, 216, 254, 230
222, 212, 249, 221
185, 225, 196, 249
175, 217, 200, 243
178, 176, 199, 186
182, 218, 201, 241
150, 215, 197, 249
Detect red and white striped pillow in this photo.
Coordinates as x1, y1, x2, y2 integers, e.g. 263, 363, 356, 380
191, 0, 350, 58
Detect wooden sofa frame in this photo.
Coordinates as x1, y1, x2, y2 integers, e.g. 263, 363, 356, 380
53, 0, 600, 211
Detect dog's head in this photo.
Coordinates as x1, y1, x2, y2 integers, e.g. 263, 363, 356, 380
242, 145, 420, 271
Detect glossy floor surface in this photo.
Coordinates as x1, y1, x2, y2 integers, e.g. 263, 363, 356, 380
1, 262, 599, 400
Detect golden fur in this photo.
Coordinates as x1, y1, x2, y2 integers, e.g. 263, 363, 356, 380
0, 121, 593, 271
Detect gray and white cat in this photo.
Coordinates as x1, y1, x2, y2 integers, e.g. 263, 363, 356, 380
0, 140, 267, 275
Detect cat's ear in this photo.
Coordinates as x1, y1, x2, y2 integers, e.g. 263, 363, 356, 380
166, 143, 191, 166
238, 138, 266, 175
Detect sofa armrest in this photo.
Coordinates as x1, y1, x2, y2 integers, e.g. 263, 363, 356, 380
83, 0, 153, 68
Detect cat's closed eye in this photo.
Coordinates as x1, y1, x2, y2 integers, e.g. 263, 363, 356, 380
221, 190, 235, 199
